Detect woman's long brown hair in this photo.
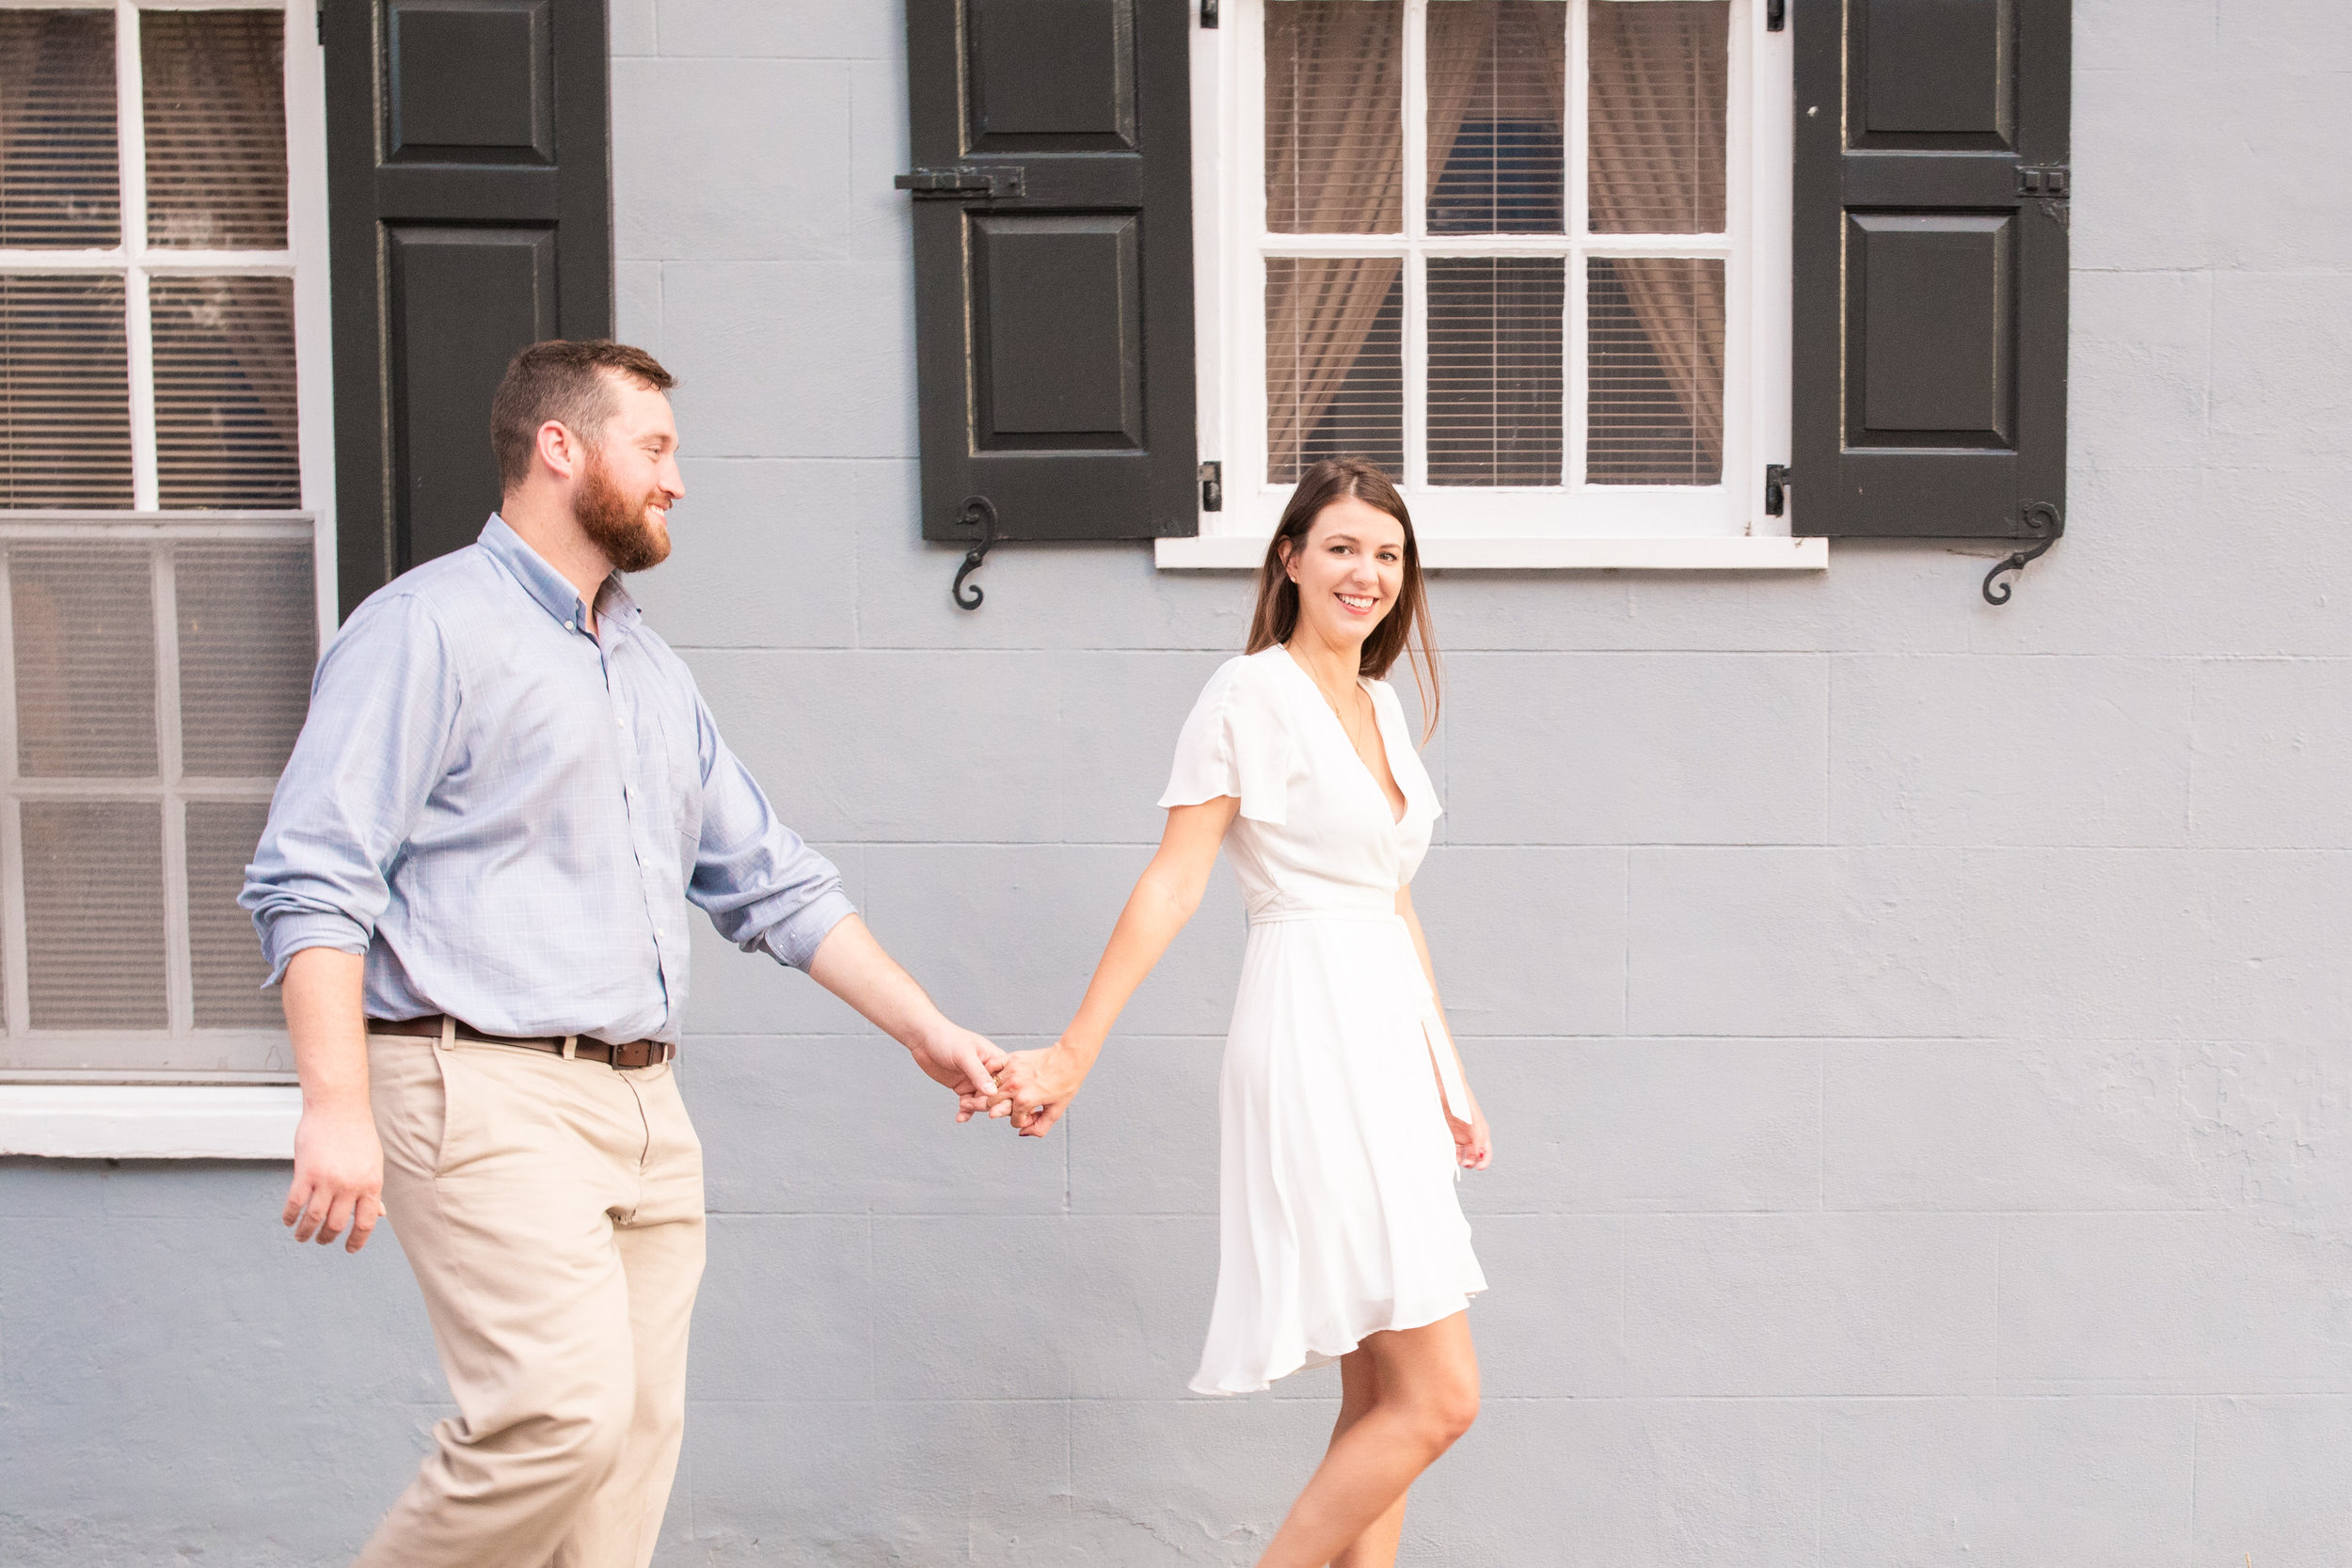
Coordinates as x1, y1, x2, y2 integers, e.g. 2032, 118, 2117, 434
1245, 456, 1440, 738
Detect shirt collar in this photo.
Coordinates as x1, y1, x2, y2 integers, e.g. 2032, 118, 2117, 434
478, 515, 637, 635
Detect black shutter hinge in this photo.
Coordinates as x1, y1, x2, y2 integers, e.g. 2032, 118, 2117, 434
1200, 0, 1219, 26
1981, 501, 2064, 606
895, 166, 1025, 201
316, 0, 326, 44
2017, 165, 2070, 198
1200, 461, 1223, 513
951, 495, 998, 610
1766, 0, 1786, 30
1764, 463, 1791, 517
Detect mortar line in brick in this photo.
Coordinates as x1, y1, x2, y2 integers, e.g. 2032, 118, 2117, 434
1992, 1220, 2003, 1391
1813, 1401, 1824, 1568
2186, 1392, 2199, 1566
1619, 848, 1631, 1032
1820, 645, 1834, 846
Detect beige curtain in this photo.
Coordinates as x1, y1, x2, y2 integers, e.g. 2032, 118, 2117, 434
1424, 1, 1566, 230
1265, 1, 1726, 480
1585, 0, 1729, 463
0, 10, 121, 246
1264, 3, 1405, 477
141, 11, 300, 464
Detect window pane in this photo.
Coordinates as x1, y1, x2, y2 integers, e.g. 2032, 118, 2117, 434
141, 9, 289, 250
1588, 0, 1728, 234
23, 800, 168, 1029
1266, 256, 1403, 483
1266, 1, 1402, 234
1587, 256, 1724, 484
177, 541, 314, 776
11, 544, 157, 778
1428, 258, 1564, 485
0, 10, 120, 248
187, 799, 275, 1028
1427, 2, 1565, 235
151, 276, 301, 509
0, 275, 134, 508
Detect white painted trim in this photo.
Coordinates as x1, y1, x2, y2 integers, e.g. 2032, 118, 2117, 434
0, 0, 323, 1092
1192, 0, 1793, 546
0, 1085, 298, 1160
1155, 532, 1826, 571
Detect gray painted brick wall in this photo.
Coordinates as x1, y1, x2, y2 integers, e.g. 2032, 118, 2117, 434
5, 0, 2350, 1561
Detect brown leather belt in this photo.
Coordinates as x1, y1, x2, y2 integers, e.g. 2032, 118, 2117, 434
368, 1013, 675, 1069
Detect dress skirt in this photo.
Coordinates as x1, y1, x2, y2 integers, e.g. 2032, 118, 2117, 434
1189, 910, 1488, 1396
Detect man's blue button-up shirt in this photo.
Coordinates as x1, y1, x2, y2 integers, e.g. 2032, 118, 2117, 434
242, 516, 853, 1043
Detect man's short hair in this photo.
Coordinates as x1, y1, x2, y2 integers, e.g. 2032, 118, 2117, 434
490, 340, 676, 493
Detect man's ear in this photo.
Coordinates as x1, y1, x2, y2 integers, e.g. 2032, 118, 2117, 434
534, 419, 580, 482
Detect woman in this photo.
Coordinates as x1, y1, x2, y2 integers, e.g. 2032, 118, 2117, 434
995, 457, 1490, 1568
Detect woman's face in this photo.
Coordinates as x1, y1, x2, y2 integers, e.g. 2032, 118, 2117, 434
1283, 496, 1407, 650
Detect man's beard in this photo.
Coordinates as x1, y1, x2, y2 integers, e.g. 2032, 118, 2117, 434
574, 449, 672, 574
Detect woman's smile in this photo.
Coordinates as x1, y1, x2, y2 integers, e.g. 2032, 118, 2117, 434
1337, 591, 1379, 616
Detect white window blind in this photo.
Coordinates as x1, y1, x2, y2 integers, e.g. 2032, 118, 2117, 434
1189, 0, 1796, 554
0, 2, 327, 1084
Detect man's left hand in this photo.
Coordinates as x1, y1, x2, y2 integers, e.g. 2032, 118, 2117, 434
908, 1022, 1008, 1122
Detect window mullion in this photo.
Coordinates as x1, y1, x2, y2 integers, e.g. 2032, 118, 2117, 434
1566, 0, 1590, 490
151, 546, 194, 1037
0, 551, 28, 1040
116, 0, 159, 512
1402, 0, 1427, 489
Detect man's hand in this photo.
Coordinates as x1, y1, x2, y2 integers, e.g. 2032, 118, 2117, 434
279, 947, 381, 1252
283, 1099, 385, 1252
907, 1020, 1008, 1123
991, 1041, 1091, 1139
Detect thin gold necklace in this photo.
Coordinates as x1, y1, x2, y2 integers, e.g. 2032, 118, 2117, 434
1285, 643, 1377, 755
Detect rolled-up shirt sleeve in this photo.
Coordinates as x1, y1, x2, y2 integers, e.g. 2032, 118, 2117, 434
684, 688, 854, 971
241, 593, 462, 985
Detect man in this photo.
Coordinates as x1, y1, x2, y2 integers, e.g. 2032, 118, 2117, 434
243, 340, 1004, 1567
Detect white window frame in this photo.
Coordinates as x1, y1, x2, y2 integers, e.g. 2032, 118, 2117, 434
0, 0, 330, 1158
1162, 0, 1819, 571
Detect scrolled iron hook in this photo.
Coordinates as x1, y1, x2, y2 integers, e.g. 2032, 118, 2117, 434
1981, 503, 2062, 606
951, 495, 998, 610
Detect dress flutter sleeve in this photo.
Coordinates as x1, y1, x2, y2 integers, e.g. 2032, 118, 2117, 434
1158, 656, 1294, 825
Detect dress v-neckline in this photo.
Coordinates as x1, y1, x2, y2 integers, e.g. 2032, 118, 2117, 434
1277, 647, 1409, 828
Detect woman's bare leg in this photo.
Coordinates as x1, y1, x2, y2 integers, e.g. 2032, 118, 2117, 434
1256, 1314, 1479, 1568
1327, 1353, 1408, 1568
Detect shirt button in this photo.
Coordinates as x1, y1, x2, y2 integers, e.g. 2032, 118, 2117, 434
614, 716, 625, 729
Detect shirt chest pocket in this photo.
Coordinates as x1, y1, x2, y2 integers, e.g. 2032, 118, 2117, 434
645, 704, 704, 855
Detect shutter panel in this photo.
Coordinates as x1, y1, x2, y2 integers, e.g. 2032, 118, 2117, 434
902, 0, 1197, 548
324, 0, 612, 616
1790, 0, 2069, 541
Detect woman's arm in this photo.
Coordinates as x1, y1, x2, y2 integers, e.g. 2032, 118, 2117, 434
1396, 882, 1492, 1170
994, 796, 1239, 1137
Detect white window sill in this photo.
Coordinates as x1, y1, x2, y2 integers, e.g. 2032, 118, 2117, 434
0, 1085, 300, 1160
1153, 535, 1829, 571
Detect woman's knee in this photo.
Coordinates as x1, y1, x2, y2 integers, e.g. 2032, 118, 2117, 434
1427, 1378, 1480, 1447
1401, 1363, 1479, 1449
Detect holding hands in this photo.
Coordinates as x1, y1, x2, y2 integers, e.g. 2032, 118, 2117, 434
988, 1038, 1094, 1137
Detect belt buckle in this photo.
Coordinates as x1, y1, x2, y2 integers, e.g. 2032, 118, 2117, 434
611, 1038, 653, 1070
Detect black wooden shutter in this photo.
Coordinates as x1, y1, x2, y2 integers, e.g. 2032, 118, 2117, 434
324, 0, 612, 615
1790, 0, 2069, 542
902, 0, 1196, 546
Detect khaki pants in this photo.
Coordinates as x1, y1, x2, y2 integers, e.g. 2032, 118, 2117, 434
355, 1027, 706, 1568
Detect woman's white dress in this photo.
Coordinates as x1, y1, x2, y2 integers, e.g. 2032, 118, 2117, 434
1161, 645, 1486, 1395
